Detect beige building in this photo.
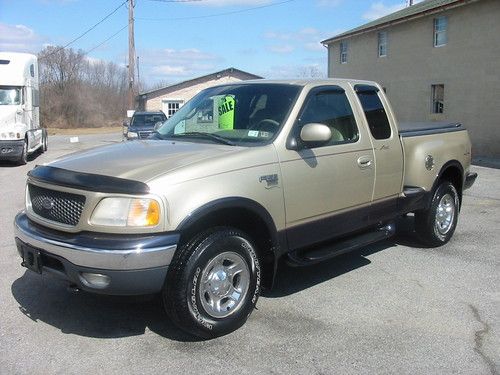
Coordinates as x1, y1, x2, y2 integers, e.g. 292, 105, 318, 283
322, 0, 500, 158
137, 68, 262, 118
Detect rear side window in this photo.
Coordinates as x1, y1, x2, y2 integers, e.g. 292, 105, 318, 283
299, 89, 359, 146
355, 87, 392, 140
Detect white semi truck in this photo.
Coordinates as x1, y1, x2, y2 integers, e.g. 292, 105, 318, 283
0, 52, 47, 165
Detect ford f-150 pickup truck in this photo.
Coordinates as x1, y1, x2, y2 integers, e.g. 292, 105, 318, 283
14, 79, 477, 338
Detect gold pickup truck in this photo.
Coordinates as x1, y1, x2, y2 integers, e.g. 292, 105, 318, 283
14, 79, 477, 338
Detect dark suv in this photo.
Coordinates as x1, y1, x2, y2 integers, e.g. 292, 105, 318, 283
125, 111, 167, 140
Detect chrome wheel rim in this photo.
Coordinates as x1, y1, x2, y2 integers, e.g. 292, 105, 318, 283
199, 251, 250, 319
435, 193, 455, 235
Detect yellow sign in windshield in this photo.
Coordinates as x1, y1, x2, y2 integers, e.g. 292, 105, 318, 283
218, 96, 235, 130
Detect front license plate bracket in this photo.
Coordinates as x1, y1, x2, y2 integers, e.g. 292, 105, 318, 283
21, 244, 42, 274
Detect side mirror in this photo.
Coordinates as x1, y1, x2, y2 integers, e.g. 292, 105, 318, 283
154, 121, 163, 131
299, 123, 332, 147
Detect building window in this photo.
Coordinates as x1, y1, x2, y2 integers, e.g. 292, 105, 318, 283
339, 41, 348, 64
165, 100, 183, 118
431, 84, 444, 113
434, 16, 448, 47
378, 31, 387, 57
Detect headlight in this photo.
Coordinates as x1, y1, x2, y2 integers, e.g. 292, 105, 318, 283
127, 131, 138, 139
0, 132, 21, 140
90, 198, 161, 227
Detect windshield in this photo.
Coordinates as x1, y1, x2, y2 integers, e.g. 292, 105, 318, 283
0, 86, 21, 105
131, 113, 167, 127
155, 83, 301, 145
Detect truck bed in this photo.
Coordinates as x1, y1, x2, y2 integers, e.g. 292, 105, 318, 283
399, 122, 464, 137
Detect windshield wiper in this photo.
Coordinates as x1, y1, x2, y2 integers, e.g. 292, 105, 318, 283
169, 132, 235, 146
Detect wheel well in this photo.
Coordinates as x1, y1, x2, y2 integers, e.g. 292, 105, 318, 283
439, 165, 463, 205
179, 207, 277, 289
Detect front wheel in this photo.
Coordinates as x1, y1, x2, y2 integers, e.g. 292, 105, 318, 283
163, 227, 261, 339
415, 181, 460, 246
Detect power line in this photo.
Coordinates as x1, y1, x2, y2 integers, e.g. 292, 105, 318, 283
146, 0, 205, 2
84, 24, 129, 54
137, 0, 296, 21
40, 0, 128, 59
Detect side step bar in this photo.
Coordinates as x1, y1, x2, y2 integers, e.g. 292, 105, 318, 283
286, 222, 396, 267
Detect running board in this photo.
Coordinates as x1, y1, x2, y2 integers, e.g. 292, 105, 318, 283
286, 222, 396, 267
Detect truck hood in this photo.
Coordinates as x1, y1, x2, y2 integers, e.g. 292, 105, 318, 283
48, 139, 243, 183
0, 106, 18, 128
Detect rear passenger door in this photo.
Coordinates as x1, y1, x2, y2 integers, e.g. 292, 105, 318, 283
278, 85, 376, 249
354, 85, 403, 220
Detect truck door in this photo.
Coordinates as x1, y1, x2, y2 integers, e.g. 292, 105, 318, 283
354, 85, 404, 221
278, 85, 375, 250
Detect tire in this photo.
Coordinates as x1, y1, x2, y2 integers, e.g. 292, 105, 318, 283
18, 140, 28, 165
415, 181, 460, 247
163, 227, 261, 339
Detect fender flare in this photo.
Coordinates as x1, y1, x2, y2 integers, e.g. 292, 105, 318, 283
177, 196, 281, 248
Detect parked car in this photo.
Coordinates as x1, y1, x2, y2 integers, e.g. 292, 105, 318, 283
15, 79, 477, 339
124, 111, 166, 140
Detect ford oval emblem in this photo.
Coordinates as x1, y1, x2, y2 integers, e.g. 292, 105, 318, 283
41, 197, 55, 210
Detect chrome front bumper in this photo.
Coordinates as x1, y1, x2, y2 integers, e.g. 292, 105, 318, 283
14, 212, 181, 295
14, 211, 179, 270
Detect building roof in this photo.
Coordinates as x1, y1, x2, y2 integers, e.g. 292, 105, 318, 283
139, 67, 263, 98
322, 0, 473, 44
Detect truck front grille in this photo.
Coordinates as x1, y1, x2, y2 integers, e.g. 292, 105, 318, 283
138, 131, 152, 139
28, 184, 86, 226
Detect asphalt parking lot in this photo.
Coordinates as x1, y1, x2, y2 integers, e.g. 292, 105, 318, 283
0, 133, 498, 374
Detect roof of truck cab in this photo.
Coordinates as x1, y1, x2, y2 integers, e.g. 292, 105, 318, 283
0, 52, 38, 86
209, 78, 381, 87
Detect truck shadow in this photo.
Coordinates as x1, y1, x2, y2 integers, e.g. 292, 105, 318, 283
10, 216, 424, 341
10, 273, 200, 342
265, 215, 426, 297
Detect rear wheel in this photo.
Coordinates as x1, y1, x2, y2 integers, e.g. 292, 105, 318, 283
415, 181, 459, 246
163, 227, 261, 339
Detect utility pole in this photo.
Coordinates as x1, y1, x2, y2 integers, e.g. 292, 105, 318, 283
137, 56, 140, 92
128, 0, 135, 111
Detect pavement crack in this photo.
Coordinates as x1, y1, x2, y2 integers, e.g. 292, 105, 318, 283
468, 304, 498, 375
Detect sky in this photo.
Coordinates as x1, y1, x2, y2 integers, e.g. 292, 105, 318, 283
0, 0, 421, 87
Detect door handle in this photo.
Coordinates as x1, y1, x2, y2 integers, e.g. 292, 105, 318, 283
357, 156, 373, 169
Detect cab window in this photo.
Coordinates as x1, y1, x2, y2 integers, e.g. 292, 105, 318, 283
298, 89, 359, 147
355, 86, 392, 140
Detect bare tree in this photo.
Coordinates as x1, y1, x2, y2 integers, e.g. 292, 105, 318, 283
38, 46, 128, 128
297, 65, 326, 79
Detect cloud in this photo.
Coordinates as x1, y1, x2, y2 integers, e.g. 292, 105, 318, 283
138, 48, 223, 82
37, 0, 78, 4
304, 42, 325, 52
263, 63, 326, 79
188, 0, 272, 6
362, 1, 416, 21
264, 27, 334, 52
266, 45, 295, 54
0, 23, 46, 53
316, 0, 342, 7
